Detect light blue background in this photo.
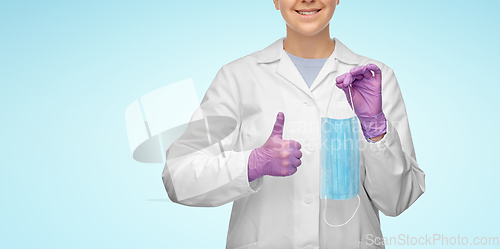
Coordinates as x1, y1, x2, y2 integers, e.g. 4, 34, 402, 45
1, 0, 499, 248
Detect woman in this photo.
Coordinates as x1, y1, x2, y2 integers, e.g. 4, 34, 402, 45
162, 0, 426, 248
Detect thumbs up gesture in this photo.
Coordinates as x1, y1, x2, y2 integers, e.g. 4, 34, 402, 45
248, 112, 303, 182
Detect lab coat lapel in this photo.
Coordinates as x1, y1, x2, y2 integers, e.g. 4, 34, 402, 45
258, 37, 359, 99
308, 51, 338, 92
257, 37, 313, 98
276, 49, 314, 99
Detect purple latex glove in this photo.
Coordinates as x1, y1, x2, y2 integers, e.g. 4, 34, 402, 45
335, 63, 387, 139
248, 112, 303, 182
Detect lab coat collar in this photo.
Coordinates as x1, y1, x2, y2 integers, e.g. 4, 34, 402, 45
256, 37, 359, 65
257, 37, 359, 97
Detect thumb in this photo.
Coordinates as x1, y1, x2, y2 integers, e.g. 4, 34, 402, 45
271, 112, 285, 139
366, 63, 382, 83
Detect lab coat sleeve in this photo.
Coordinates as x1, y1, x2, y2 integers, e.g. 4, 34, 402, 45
361, 66, 426, 217
161, 65, 264, 207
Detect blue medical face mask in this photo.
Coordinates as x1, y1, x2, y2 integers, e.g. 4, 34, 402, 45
321, 85, 361, 227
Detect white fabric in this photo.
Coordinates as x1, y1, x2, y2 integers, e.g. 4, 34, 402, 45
161, 37, 426, 249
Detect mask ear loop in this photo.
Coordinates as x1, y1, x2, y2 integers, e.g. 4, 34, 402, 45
323, 195, 360, 227
348, 84, 356, 116
322, 79, 361, 227
324, 81, 335, 122
324, 58, 342, 121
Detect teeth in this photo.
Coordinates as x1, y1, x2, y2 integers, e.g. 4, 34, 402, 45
297, 10, 319, 15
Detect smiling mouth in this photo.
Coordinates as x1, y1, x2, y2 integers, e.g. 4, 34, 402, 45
295, 9, 321, 15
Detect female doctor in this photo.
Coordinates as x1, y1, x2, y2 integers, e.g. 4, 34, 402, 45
162, 0, 426, 248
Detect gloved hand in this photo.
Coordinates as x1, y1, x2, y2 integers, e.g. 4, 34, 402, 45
248, 112, 303, 182
335, 63, 387, 139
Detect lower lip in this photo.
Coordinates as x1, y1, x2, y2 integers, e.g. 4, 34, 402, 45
296, 10, 321, 19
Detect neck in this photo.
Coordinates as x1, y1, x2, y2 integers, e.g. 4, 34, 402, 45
283, 25, 335, 59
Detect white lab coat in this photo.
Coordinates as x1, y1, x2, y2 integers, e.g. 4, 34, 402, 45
162, 37, 426, 249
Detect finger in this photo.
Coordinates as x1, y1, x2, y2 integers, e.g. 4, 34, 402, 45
362, 70, 373, 79
366, 63, 381, 82
291, 157, 302, 168
355, 74, 364, 80
350, 79, 365, 89
291, 149, 302, 159
289, 140, 301, 150
335, 73, 348, 89
349, 65, 367, 76
342, 73, 354, 88
271, 112, 285, 138
285, 166, 298, 176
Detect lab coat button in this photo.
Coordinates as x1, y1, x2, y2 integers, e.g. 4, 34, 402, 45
304, 195, 314, 204
305, 100, 314, 106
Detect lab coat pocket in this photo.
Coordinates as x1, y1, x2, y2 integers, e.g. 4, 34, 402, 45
233, 241, 257, 249
358, 241, 382, 249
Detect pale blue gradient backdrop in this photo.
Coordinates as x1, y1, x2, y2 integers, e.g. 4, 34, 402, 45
1, 1, 499, 248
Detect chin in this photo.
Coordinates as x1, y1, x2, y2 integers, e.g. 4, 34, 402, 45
295, 27, 325, 37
